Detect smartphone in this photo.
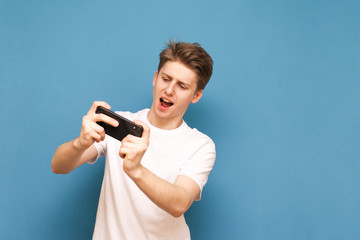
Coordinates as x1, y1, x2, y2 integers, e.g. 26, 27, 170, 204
95, 106, 143, 141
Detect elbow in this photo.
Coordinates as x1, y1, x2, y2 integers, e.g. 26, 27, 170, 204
170, 211, 184, 218
170, 204, 190, 218
51, 154, 62, 174
52, 167, 70, 175
51, 162, 61, 174
51, 159, 70, 175
51, 166, 61, 174
171, 211, 185, 218
169, 187, 196, 218
51, 160, 58, 174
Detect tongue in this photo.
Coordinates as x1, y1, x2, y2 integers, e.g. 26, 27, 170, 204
161, 99, 173, 108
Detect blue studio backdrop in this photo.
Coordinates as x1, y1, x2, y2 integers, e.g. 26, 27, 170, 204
1, 0, 359, 239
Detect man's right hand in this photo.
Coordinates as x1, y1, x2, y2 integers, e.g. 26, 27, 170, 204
52, 101, 119, 174
75, 101, 119, 150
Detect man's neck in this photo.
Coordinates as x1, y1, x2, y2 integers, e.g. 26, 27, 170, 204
147, 108, 183, 130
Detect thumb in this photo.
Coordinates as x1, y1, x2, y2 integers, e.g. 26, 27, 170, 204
134, 120, 150, 139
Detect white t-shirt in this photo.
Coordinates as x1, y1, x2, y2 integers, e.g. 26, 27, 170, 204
90, 109, 216, 240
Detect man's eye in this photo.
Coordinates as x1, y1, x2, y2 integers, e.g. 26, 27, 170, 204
163, 78, 170, 82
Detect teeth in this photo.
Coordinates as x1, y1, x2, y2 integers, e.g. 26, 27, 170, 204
162, 98, 172, 103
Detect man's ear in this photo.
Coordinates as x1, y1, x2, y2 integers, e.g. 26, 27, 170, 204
152, 71, 158, 87
192, 89, 203, 103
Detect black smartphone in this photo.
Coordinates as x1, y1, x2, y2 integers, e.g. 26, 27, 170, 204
95, 106, 143, 141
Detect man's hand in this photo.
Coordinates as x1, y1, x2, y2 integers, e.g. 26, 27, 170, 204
119, 120, 150, 178
52, 101, 118, 174
75, 101, 119, 150
118, 120, 200, 217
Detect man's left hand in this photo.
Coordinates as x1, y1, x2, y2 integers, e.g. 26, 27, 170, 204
119, 120, 150, 178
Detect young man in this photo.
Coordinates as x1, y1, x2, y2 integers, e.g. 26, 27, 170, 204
51, 41, 215, 239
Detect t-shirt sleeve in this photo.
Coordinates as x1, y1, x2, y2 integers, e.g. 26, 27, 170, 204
87, 137, 108, 164
178, 137, 216, 200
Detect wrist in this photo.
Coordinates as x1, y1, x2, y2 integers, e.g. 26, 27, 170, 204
125, 165, 144, 181
72, 137, 88, 151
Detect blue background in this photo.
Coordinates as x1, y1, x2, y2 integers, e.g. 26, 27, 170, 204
1, 0, 359, 239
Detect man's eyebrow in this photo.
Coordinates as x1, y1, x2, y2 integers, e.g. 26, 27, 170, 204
161, 72, 190, 87
178, 80, 190, 87
161, 73, 172, 79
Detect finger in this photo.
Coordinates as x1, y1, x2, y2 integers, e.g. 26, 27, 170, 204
86, 129, 103, 143
119, 146, 128, 159
94, 113, 119, 127
119, 146, 136, 160
88, 121, 106, 140
83, 117, 105, 134
122, 134, 140, 143
133, 120, 150, 139
82, 119, 105, 141
120, 141, 138, 149
88, 101, 111, 114
93, 133, 103, 143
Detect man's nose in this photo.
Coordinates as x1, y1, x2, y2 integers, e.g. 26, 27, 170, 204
165, 82, 175, 95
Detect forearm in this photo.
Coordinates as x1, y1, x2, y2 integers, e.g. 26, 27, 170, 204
119, 121, 199, 217
51, 101, 118, 174
127, 166, 195, 218
51, 138, 89, 174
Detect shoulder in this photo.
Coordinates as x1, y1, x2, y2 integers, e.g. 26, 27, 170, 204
184, 125, 216, 151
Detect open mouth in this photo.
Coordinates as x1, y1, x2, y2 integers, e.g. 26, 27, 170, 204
160, 98, 174, 108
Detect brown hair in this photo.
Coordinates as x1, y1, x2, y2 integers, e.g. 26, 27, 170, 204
157, 40, 213, 91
